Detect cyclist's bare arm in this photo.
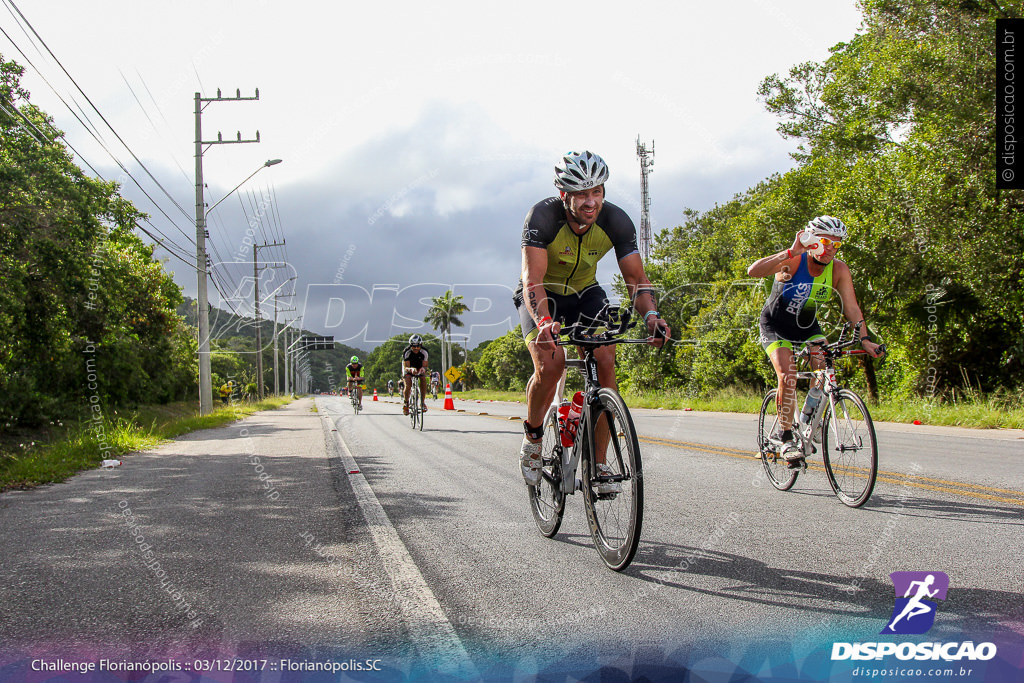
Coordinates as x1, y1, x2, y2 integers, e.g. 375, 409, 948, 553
832, 261, 884, 358
618, 253, 671, 346
522, 246, 560, 341
746, 231, 811, 278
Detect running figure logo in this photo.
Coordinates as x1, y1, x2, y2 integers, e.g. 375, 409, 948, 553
881, 571, 950, 635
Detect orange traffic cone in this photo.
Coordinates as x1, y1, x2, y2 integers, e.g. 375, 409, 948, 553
372, 389, 378, 401
443, 383, 455, 410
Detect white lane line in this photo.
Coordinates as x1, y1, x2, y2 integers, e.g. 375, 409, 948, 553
316, 399, 477, 676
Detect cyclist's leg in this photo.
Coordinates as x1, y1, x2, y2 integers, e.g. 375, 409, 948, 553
576, 285, 616, 465
419, 374, 428, 409
403, 373, 412, 413
591, 343, 617, 466
520, 291, 567, 435
767, 343, 798, 431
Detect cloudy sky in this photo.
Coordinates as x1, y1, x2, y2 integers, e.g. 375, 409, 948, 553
3, 0, 863, 350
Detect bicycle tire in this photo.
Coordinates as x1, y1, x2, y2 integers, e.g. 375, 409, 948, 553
822, 388, 877, 508
409, 383, 419, 429
528, 405, 565, 537
418, 389, 424, 431
758, 389, 799, 491
581, 388, 643, 572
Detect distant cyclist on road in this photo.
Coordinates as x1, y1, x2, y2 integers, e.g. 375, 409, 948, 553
346, 356, 364, 409
514, 150, 670, 491
430, 370, 441, 398
386, 378, 395, 396
402, 335, 429, 415
747, 215, 885, 462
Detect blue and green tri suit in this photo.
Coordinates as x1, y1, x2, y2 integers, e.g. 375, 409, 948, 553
759, 253, 834, 354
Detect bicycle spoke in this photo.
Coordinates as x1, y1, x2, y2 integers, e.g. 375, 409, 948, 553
528, 405, 565, 537
582, 389, 642, 571
758, 389, 799, 491
822, 390, 877, 508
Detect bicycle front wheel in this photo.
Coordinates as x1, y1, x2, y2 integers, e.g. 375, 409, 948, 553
758, 389, 798, 491
528, 405, 565, 537
581, 388, 643, 572
409, 385, 419, 429
822, 389, 877, 508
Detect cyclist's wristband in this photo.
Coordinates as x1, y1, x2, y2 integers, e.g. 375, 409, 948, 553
860, 336, 870, 342
537, 316, 552, 326
644, 310, 659, 322
786, 248, 792, 259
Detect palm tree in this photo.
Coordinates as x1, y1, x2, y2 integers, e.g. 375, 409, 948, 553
423, 290, 469, 383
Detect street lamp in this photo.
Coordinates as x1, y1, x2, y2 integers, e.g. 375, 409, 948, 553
204, 159, 282, 218
196, 158, 283, 414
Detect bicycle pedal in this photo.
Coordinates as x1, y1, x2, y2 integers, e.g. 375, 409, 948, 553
786, 458, 806, 470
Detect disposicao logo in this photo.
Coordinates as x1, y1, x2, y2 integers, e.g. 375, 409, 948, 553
882, 571, 949, 635
831, 571, 997, 663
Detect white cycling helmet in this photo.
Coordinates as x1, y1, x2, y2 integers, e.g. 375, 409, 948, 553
553, 151, 609, 192
807, 215, 847, 240
409, 334, 422, 346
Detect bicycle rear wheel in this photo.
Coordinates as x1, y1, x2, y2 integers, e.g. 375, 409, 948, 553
822, 389, 877, 508
581, 388, 643, 572
758, 389, 799, 491
528, 405, 565, 537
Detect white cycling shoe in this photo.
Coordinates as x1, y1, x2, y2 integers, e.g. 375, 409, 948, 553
596, 463, 622, 495
519, 438, 543, 486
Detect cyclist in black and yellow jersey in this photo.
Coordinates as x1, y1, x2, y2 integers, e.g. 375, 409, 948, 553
747, 215, 885, 461
514, 150, 670, 488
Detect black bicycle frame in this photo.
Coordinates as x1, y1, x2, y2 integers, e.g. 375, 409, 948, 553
563, 349, 628, 495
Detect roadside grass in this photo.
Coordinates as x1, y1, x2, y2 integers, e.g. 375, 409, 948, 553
0, 396, 295, 492
455, 388, 1024, 429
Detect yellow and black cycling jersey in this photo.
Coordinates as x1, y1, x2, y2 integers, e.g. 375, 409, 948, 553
519, 197, 639, 296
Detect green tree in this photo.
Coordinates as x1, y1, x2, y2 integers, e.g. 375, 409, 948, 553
423, 290, 469, 378
1, 55, 196, 427
477, 326, 532, 391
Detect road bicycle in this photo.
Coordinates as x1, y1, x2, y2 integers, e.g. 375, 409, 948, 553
527, 307, 664, 571
407, 373, 424, 431
757, 322, 882, 508
348, 379, 363, 415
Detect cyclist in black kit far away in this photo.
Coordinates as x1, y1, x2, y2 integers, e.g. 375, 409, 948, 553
514, 150, 670, 490
402, 335, 429, 415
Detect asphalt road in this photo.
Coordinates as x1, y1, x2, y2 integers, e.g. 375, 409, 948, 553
321, 393, 1024, 674
0, 395, 1021, 679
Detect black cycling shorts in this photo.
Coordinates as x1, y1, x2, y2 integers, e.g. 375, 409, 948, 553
514, 283, 610, 343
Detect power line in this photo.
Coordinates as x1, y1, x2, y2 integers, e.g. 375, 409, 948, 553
0, 92, 198, 272
4, 0, 196, 223
120, 69, 192, 185
0, 21, 198, 256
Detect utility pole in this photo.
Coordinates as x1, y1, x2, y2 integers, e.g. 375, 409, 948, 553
274, 293, 297, 395
253, 241, 286, 399
195, 87, 261, 414
281, 318, 297, 395
636, 135, 655, 262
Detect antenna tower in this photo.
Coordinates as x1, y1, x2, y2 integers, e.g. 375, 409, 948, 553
636, 135, 654, 261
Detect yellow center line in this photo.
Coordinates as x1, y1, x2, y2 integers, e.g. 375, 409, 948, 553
638, 435, 1024, 506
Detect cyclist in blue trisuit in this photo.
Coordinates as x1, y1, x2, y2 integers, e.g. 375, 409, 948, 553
515, 150, 670, 491
747, 215, 885, 461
